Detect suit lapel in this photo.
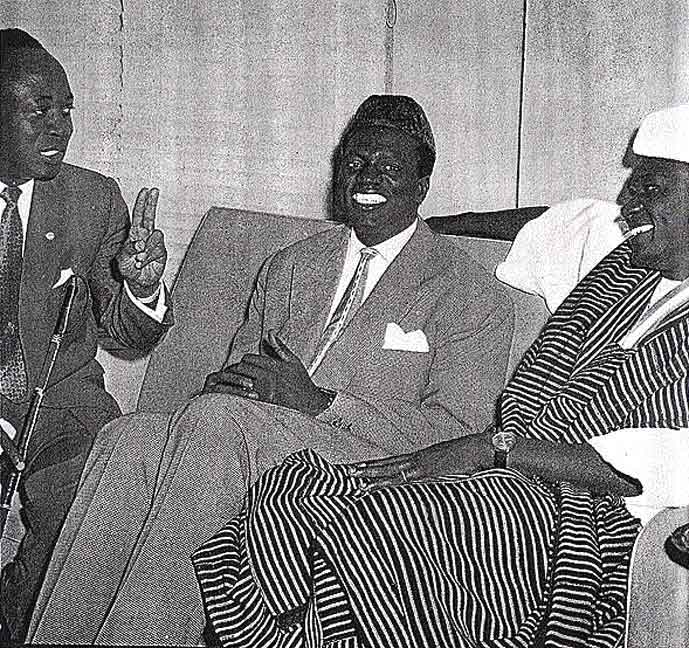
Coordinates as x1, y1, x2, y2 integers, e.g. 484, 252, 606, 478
285, 226, 348, 364
314, 219, 438, 383
19, 176, 69, 386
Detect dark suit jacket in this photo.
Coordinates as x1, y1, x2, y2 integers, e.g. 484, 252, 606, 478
228, 218, 514, 451
4, 163, 172, 440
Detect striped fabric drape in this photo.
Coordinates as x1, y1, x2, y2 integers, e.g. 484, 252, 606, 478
193, 242, 689, 648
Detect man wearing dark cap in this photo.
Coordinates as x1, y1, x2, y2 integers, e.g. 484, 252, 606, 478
0, 29, 173, 642
27, 95, 513, 645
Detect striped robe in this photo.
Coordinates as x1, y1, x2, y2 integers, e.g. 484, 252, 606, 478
193, 244, 689, 648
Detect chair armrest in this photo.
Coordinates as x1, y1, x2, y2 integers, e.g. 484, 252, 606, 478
426, 206, 549, 241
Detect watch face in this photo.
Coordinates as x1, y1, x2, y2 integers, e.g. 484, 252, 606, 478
665, 523, 689, 569
492, 430, 517, 452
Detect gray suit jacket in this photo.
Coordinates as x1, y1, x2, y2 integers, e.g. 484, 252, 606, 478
23, 221, 513, 645
6, 163, 173, 435
228, 218, 514, 450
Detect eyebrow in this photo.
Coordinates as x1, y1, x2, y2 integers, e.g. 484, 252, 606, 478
631, 171, 666, 187
32, 93, 75, 103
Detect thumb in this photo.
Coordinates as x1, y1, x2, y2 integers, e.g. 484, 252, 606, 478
266, 330, 298, 362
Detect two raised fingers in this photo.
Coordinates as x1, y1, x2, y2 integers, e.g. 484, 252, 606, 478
130, 188, 160, 256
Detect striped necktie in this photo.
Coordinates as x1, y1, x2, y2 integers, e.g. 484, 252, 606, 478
0, 185, 28, 401
308, 247, 378, 374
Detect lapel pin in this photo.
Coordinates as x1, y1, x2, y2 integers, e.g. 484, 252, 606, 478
45, 231, 55, 240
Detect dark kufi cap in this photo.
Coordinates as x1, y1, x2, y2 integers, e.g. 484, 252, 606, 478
344, 94, 436, 176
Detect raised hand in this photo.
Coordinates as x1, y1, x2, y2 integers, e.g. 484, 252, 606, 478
117, 187, 167, 298
203, 330, 331, 415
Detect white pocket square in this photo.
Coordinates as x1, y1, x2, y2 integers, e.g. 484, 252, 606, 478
382, 323, 429, 353
52, 267, 75, 289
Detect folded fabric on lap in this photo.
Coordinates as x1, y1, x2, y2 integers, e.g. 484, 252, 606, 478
588, 427, 689, 524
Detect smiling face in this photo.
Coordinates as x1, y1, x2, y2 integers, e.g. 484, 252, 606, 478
0, 48, 74, 184
336, 125, 430, 246
618, 156, 689, 279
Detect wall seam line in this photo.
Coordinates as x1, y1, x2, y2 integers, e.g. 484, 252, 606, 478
515, 0, 528, 207
384, 0, 396, 92
117, 0, 125, 177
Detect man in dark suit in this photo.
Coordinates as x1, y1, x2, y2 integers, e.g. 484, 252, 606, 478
28, 94, 513, 645
0, 29, 173, 641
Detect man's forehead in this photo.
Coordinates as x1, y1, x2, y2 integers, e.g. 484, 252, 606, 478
3, 48, 66, 85
3, 51, 71, 100
630, 157, 689, 186
344, 125, 418, 153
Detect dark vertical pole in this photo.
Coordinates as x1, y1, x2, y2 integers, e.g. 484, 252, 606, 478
516, 0, 528, 207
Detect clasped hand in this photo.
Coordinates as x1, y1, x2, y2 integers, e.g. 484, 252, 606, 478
204, 330, 330, 416
116, 187, 167, 298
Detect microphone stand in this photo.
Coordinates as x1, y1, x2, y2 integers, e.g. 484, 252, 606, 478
0, 276, 79, 536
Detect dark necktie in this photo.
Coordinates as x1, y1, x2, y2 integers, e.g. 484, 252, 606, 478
0, 186, 28, 401
308, 247, 378, 374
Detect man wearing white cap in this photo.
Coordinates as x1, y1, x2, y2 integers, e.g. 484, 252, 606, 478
621, 104, 689, 282
188, 106, 689, 648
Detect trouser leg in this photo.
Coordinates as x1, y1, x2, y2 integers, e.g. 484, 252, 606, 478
94, 393, 345, 645
0, 408, 96, 643
30, 393, 382, 645
25, 410, 173, 644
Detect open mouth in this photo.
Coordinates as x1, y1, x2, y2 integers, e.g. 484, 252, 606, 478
352, 192, 387, 207
39, 149, 65, 162
615, 213, 655, 240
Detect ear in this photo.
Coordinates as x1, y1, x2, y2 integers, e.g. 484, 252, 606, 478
416, 176, 430, 205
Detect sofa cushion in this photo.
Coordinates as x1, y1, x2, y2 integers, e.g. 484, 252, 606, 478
137, 208, 548, 413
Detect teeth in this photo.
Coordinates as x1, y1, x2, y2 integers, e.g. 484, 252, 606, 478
624, 224, 654, 240
616, 215, 654, 239
40, 150, 61, 158
353, 192, 386, 206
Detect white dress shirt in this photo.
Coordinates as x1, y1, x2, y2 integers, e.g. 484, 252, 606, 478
325, 219, 418, 324
0, 178, 167, 322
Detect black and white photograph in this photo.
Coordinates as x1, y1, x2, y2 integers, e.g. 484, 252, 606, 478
1, 1, 688, 646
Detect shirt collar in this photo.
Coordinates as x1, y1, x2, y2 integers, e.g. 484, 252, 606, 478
0, 178, 35, 205
0, 178, 35, 193
349, 218, 418, 263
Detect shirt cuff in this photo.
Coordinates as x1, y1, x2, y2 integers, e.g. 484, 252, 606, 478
0, 417, 18, 459
124, 280, 168, 323
0, 418, 18, 440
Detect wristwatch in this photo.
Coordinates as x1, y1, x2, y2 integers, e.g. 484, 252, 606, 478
665, 523, 689, 570
491, 428, 517, 469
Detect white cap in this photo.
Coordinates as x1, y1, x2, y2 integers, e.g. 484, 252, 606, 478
633, 104, 689, 164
